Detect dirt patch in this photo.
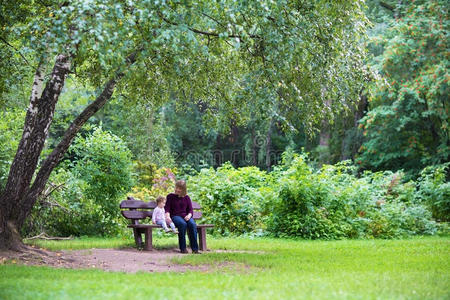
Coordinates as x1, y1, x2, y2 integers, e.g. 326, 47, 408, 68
0, 247, 255, 273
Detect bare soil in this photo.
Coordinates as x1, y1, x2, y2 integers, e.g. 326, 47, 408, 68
0, 246, 254, 273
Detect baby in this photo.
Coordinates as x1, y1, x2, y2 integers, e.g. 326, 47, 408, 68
152, 196, 178, 233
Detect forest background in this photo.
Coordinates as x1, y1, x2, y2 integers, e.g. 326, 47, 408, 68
0, 0, 448, 243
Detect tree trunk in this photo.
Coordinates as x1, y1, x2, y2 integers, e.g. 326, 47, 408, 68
265, 119, 274, 171
0, 51, 138, 251
251, 128, 257, 166
0, 54, 70, 250
318, 100, 331, 164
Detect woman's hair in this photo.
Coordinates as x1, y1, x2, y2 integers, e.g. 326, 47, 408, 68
156, 195, 166, 204
175, 180, 187, 197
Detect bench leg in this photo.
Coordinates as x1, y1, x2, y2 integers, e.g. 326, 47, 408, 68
198, 227, 207, 251
143, 228, 153, 251
133, 228, 142, 248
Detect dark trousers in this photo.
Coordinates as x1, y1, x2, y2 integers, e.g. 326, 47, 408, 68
172, 216, 199, 251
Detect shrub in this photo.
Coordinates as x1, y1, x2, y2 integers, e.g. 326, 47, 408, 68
24, 127, 134, 237
0, 109, 25, 189
70, 127, 134, 216
188, 163, 274, 236
267, 154, 438, 239
416, 163, 450, 222
128, 167, 177, 201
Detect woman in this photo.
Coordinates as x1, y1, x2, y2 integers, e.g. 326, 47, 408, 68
165, 180, 200, 254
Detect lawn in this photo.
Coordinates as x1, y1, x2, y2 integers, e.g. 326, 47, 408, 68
1, 236, 449, 299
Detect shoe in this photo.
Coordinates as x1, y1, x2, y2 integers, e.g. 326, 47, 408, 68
193, 250, 201, 254
173, 230, 179, 234
180, 249, 188, 254
164, 228, 171, 233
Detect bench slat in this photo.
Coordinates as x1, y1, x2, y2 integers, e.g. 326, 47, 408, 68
120, 200, 155, 209
121, 198, 203, 210
122, 210, 153, 219
127, 224, 160, 228
193, 211, 202, 219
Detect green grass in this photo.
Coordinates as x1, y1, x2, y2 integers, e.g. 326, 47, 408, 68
2, 236, 449, 299
25, 236, 135, 250
24, 234, 181, 250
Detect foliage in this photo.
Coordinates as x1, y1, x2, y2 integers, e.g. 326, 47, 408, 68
0, 109, 25, 189
186, 151, 442, 239
267, 154, 438, 239
1, 1, 370, 249
5, 0, 369, 135
416, 163, 450, 222
100, 99, 176, 167
24, 127, 134, 237
128, 167, 177, 202
188, 163, 274, 235
70, 127, 134, 215
357, 0, 449, 177
24, 168, 106, 237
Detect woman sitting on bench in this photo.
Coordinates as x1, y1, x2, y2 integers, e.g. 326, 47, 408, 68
165, 180, 201, 254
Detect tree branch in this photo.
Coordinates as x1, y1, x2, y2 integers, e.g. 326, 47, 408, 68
40, 182, 65, 201
201, 12, 226, 29
159, 13, 259, 39
379, 1, 395, 12
25, 50, 140, 210
0, 37, 31, 66
24, 232, 73, 240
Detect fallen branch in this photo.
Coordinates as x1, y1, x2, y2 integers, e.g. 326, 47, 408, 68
24, 232, 73, 241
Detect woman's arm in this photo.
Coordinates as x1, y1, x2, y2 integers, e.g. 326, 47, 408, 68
184, 195, 193, 221
165, 194, 172, 222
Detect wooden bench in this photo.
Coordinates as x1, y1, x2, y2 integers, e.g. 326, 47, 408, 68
120, 196, 214, 251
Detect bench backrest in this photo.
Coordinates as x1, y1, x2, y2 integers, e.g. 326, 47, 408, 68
120, 196, 203, 224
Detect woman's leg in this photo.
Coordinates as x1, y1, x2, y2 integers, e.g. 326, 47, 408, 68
172, 216, 187, 251
186, 218, 199, 252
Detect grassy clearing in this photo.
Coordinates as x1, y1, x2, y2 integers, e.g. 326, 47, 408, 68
2, 236, 449, 299
24, 233, 182, 250
25, 236, 135, 250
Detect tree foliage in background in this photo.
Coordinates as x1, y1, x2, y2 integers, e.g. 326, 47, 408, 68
357, 0, 449, 177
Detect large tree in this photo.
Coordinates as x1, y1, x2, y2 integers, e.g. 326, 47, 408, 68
356, 0, 449, 177
0, 0, 367, 250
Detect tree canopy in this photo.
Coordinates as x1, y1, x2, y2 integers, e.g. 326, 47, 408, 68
0, 0, 369, 250
357, 0, 449, 176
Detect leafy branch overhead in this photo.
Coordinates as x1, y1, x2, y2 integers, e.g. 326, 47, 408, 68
9, 0, 368, 133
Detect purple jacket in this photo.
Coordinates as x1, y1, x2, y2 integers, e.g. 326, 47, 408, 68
165, 193, 193, 218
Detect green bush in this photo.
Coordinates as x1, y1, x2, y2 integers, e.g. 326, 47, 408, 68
24, 127, 133, 237
0, 109, 25, 189
267, 154, 438, 239
70, 127, 134, 217
187, 154, 440, 239
188, 163, 274, 236
416, 163, 450, 222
